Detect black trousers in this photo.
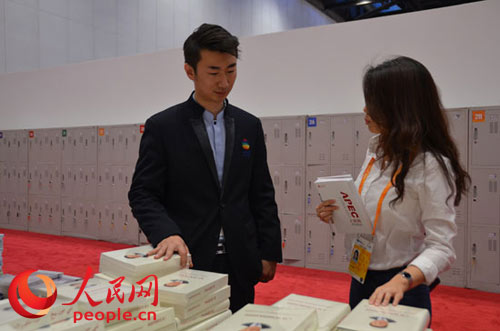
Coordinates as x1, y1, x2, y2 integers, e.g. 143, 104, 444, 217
349, 266, 432, 322
212, 254, 255, 313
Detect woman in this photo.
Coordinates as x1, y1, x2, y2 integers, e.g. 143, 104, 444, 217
316, 56, 469, 316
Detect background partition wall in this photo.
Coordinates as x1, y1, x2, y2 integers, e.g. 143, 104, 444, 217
1, 107, 500, 293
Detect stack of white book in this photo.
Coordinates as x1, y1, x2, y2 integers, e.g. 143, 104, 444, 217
156, 268, 231, 330
336, 299, 430, 331
212, 304, 318, 331
105, 306, 177, 331
0, 298, 81, 331
99, 245, 182, 284
273, 294, 350, 331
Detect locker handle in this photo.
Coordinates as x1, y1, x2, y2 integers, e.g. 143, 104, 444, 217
473, 127, 478, 140
308, 131, 312, 141
331, 131, 335, 143
284, 133, 288, 145
284, 180, 288, 192
472, 243, 476, 255
355, 130, 359, 142
473, 185, 477, 198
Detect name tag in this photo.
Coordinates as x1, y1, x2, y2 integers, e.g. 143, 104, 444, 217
349, 235, 373, 284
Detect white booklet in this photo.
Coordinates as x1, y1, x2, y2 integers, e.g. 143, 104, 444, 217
315, 175, 372, 234
211, 304, 318, 331
273, 293, 350, 331
336, 299, 430, 331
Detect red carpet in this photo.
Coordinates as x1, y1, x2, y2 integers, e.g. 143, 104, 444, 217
2, 228, 500, 330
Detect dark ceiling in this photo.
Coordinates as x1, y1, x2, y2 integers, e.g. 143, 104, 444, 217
306, 0, 484, 22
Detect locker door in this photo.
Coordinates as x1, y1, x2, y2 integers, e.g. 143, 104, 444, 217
261, 119, 282, 165
28, 197, 43, 232
61, 129, 75, 165
0, 193, 8, 224
446, 109, 468, 168
97, 127, 113, 165
48, 129, 62, 164
282, 166, 305, 215
85, 201, 99, 240
29, 164, 42, 195
470, 109, 500, 166
44, 197, 61, 235
13, 194, 28, 229
83, 166, 98, 200
47, 164, 61, 196
470, 227, 499, 285
269, 165, 282, 214
354, 114, 373, 167
0, 163, 6, 193
18, 131, 29, 163
97, 166, 112, 201
329, 232, 351, 272
7, 164, 16, 193
305, 215, 332, 268
61, 165, 73, 197
61, 198, 75, 234
28, 131, 40, 163
0, 132, 6, 162
6, 133, 16, 162
470, 168, 500, 226
15, 164, 28, 194
281, 214, 304, 261
441, 223, 466, 287
331, 115, 354, 166
306, 116, 330, 165
98, 202, 113, 242
125, 125, 141, 165
83, 126, 98, 165
306, 165, 330, 215
112, 127, 126, 165
282, 117, 305, 165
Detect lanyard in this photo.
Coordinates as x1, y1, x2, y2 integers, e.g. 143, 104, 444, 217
358, 157, 402, 236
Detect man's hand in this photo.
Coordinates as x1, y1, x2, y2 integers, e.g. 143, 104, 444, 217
369, 274, 409, 306
259, 260, 277, 283
147, 235, 193, 268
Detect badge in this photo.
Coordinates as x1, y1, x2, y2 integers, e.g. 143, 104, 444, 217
348, 234, 373, 284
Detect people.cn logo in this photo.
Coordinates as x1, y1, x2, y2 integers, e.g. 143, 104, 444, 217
8, 270, 58, 318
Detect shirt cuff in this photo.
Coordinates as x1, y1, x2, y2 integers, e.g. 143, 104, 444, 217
409, 255, 439, 286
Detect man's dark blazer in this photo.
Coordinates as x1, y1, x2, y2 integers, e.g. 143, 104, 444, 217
128, 94, 282, 286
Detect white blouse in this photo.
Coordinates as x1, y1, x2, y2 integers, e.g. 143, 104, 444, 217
353, 135, 457, 285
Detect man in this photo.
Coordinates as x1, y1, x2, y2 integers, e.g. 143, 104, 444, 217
128, 24, 282, 312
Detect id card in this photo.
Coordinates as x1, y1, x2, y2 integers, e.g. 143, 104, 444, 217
348, 235, 373, 284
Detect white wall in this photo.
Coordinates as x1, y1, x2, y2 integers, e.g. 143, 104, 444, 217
0, 0, 333, 74
0, 0, 499, 130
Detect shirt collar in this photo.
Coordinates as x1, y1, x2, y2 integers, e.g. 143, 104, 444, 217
192, 92, 227, 121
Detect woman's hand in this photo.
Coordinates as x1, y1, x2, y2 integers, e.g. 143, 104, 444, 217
315, 199, 338, 224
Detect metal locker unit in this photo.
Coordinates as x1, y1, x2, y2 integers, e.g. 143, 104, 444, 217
353, 114, 373, 168
12, 163, 28, 194
268, 165, 282, 214
280, 214, 305, 266
62, 127, 98, 165
69, 165, 98, 201
281, 166, 305, 215
97, 165, 113, 202
281, 117, 306, 165
330, 115, 354, 166
0, 163, 6, 192
0, 130, 28, 163
305, 214, 333, 270
446, 108, 469, 168
28, 195, 61, 235
0, 132, 6, 162
470, 107, 500, 167
61, 198, 94, 239
306, 116, 330, 165
440, 223, 466, 287
468, 226, 500, 293
305, 165, 330, 215
96, 202, 113, 242
109, 203, 140, 245
0, 193, 9, 225
28, 129, 62, 164
97, 127, 114, 165
40, 163, 61, 196
99, 125, 141, 166
110, 165, 134, 203
9, 194, 29, 230
469, 168, 500, 226
261, 118, 282, 165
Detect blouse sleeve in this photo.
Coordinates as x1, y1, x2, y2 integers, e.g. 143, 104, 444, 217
409, 154, 457, 285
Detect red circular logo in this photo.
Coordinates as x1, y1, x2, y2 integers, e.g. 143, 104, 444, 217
8, 270, 58, 318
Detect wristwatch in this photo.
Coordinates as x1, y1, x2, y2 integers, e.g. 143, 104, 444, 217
399, 271, 413, 288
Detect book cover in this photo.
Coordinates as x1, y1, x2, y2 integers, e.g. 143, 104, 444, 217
211, 304, 318, 331
315, 175, 372, 234
158, 269, 228, 305
99, 245, 181, 283
336, 299, 430, 331
273, 293, 350, 331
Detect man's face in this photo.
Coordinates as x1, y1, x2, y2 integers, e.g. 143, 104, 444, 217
185, 49, 237, 108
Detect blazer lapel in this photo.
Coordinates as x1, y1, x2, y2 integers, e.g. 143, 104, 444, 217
221, 114, 235, 197
190, 118, 220, 188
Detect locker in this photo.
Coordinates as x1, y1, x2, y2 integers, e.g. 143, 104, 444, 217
469, 168, 500, 226
82, 166, 98, 201
269, 165, 282, 214
61, 129, 76, 164
354, 114, 373, 167
440, 223, 466, 287
11, 194, 28, 230
306, 116, 330, 165
281, 214, 305, 262
329, 232, 351, 273
0, 133, 6, 162
27, 196, 43, 232
281, 117, 306, 165
4, 132, 16, 162
17, 130, 29, 163
97, 166, 113, 201
470, 108, 500, 167
112, 127, 126, 165
84, 201, 99, 240
77, 127, 98, 164
110, 203, 139, 245
61, 198, 89, 238
111, 165, 134, 203
61, 165, 74, 197
28, 164, 43, 195
282, 166, 305, 215
261, 118, 282, 165
13, 163, 28, 194
0, 193, 10, 224
305, 215, 333, 269
124, 125, 141, 165
45, 164, 61, 196
0, 163, 6, 193
96, 202, 113, 242
305, 165, 330, 215
28, 196, 61, 235
97, 127, 113, 165
6, 164, 16, 193
469, 226, 500, 291
330, 115, 354, 166
446, 109, 468, 168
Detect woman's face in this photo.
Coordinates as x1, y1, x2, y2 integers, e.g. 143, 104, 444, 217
363, 107, 382, 134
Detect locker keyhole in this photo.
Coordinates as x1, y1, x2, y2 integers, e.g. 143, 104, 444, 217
284, 133, 288, 145
331, 131, 335, 143
284, 180, 288, 193
473, 185, 477, 200
473, 127, 478, 141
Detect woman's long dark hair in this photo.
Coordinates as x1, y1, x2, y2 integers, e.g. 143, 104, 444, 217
363, 56, 470, 206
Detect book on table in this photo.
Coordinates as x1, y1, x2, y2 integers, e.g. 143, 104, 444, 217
315, 174, 372, 234
273, 293, 350, 331
175, 299, 230, 331
211, 303, 318, 331
99, 245, 182, 283
336, 299, 430, 331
